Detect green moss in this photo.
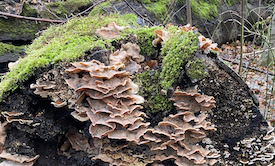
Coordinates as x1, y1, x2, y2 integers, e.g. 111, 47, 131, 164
134, 26, 163, 56
137, 0, 174, 20
138, 0, 238, 21
0, 14, 138, 100
121, 13, 138, 24
0, 17, 48, 40
186, 58, 207, 79
190, 0, 220, 20
0, 43, 25, 56
21, 3, 38, 17
190, 0, 238, 20
160, 30, 198, 90
136, 70, 173, 113
166, 25, 180, 34
46, 0, 93, 18
0, 2, 50, 40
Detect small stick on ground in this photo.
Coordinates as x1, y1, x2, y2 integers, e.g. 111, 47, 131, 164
161, 0, 176, 24
0, 11, 64, 23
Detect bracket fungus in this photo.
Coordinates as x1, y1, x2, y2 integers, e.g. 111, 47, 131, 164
89, 88, 219, 166
1, 111, 33, 125
152, 30, 169, 47
65, 59, 148, 142
110, 42, 144, 75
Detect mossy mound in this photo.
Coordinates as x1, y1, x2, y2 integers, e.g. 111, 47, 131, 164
0, 14, 138, 99
43, 0, 93, 19
0, 13, 207, 114
160, 26, 199, 90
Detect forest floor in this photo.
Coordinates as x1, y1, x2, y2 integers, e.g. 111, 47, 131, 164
219, 42, 275, 125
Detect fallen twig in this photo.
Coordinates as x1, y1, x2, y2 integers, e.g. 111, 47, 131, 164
122, 0, 154, 26
221, 56, 275, 76
161, 0, 176, 24
0, 11, 64, 23
171, 4, 186, 18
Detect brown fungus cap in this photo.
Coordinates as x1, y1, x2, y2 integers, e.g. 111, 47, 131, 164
152, 29, 169, 47
95, 22, 130, 40
0, 151, 39, 165
121, 42, 144, 63
170, 89, 216, 113
198, 35, 219, 54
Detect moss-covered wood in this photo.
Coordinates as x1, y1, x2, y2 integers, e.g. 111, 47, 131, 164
0, 14, 138, 100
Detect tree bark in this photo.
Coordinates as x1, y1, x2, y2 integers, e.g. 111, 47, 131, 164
186, 0, 192, 25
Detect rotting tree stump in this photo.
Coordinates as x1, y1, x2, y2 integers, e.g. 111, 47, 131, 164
0, 15, 274, 166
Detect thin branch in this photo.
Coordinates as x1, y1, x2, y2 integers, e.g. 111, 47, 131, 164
171, 4, 186, 18
224, 18, 261, 37
239, 0, 244, 75
161, 0, 176, 24
163, 0, 178, 24
113, 6, 119, 13
122, 0, 154, 26
0, 11, 64, 23
203, 19, 213, 41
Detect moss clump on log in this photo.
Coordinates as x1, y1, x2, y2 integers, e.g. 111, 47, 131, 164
160, 29, 199, 90
136, 70, 173, 113
0, 14, 138, 100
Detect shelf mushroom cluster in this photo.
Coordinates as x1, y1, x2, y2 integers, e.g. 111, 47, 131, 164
0, 122, 39, 166
141, 89, 219, 165
91, 88, 219, 166
65, 59, 149, 142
